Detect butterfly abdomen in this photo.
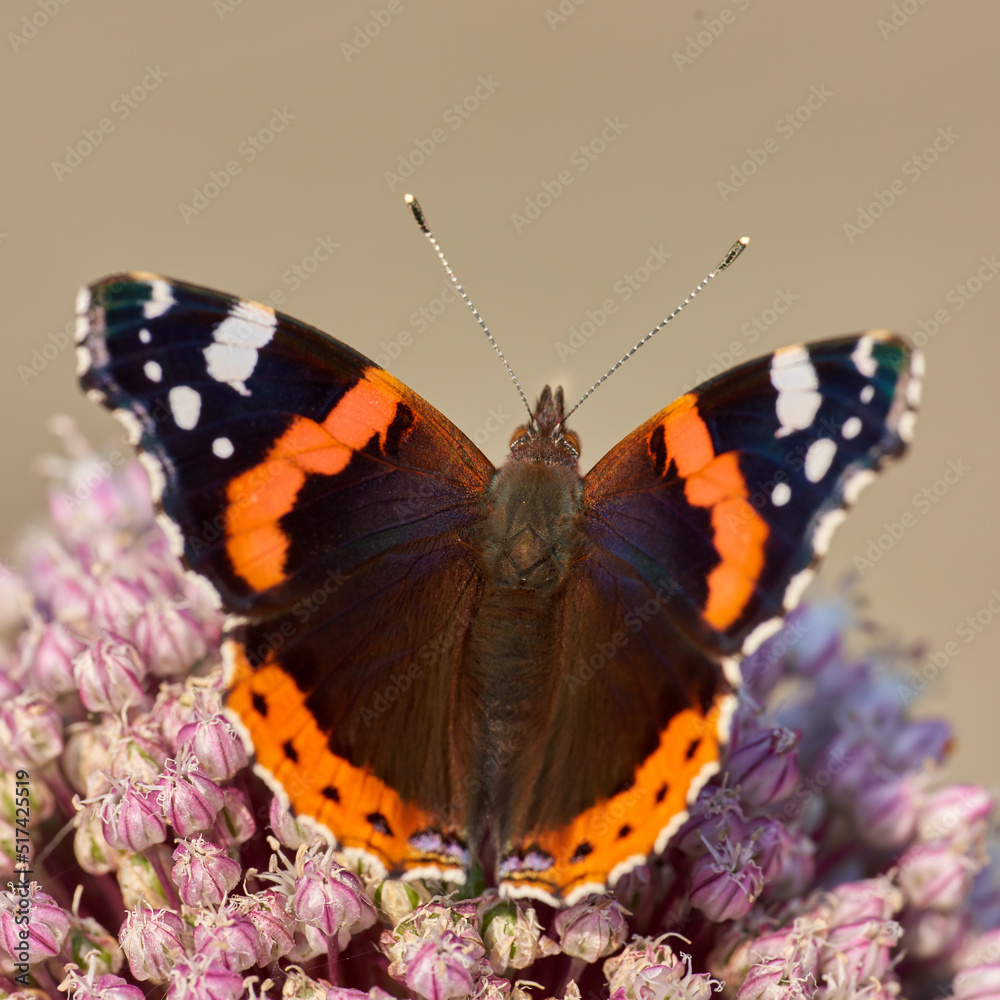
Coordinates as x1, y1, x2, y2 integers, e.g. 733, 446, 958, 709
459, 454, 585, 860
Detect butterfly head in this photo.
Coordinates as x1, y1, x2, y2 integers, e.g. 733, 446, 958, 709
508, 386, 580, 467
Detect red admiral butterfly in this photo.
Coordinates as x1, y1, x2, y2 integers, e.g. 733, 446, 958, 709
76, 203, 920, 904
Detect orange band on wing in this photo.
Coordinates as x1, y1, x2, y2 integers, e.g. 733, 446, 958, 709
226, 643, 459, 873
662, 395, 769, 630
225, 372, 404, 591
506, 695, 729, 902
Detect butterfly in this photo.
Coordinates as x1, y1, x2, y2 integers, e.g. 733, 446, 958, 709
76, 247, 920, 906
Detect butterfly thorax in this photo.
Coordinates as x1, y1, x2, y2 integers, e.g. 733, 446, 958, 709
473, 386, 583, 591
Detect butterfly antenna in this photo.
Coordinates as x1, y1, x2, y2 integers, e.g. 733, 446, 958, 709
560, 236, 750, 426
405, 194, 532, 419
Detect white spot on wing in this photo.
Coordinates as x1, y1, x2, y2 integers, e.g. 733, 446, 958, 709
137, 450, 167, 506
898, 409, 917, 443
144, 360, 163, 382
212, 436, 234, 459
720, 655, 742, 687
771, 482, 791, 506
812, 508, 847, 557
911, 349, 925, 378
74, 315, 89, 343
841, 416, 862, 440
139, 328, 152, 344
860, 385, 875, 404
906, 378, 921, 407
805, 438, 837, 483
75, 345, 92, 376
783, 568, 814, 610
203, 300, 277, 396
771, 345, 822, 438
852, 336, 878, 377
143, 279, 174, 319
75, 286, 91, 316
743, 617, 784, 655
169, 385, 201, 430
111, 407, 142, 447
843, 469, 877, 505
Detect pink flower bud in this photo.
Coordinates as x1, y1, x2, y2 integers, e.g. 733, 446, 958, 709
402, 932, 479, 1000
18, 619, 84, 698
885, 717, 953, 770
73, 635, 147, 713
119, 904, 186, 983
952, 963, 1000, 1000
726, 726, 801, 808
898, 842, 977, 912
268, 793, 306, 849
901, 907, 963, 960
743, 816, 790, 883
819, 917, 902, 983
107, 726, 168, 785
100, 776, 167, 852
165, 956, 244, 1000
956, 927, 1000, 970
552, 895, 628, 962
690, 840, 764, 923
761, 829, 815, 901
192, 908, 260, 973
210, 786, 257, 847
917, 784, 993, 847
854, 772, 919, 847
176, 713, 248, 781
172, 837, 241, 907
58, 964, 146, 1000
481, 900, 557, 972
48, 567, 95, 623
0, 883, 70, 966
156, 756, 225, 837
293, 852, 377, 949
147, 683, 193, 751
238, 890, 295, 965
821, 878, 901, 924
90, 575, 148, 636
674, 786, 746, 855
0, 693, 63, 769
134, 600, 209, 677
735, 957, 803, 1000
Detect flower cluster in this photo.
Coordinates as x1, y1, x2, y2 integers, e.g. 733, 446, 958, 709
0, 424, 996, 1000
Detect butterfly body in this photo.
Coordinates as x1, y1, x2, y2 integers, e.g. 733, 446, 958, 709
76, 272, 921, 904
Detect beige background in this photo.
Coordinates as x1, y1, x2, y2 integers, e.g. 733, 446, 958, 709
2, 2, 997, 787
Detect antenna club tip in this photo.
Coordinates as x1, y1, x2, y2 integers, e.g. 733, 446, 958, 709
739, 236, 750, 246
405, 194, 429, 232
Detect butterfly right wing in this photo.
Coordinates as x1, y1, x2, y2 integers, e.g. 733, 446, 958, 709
78, 273, 495, 877
499, 332, 921, 904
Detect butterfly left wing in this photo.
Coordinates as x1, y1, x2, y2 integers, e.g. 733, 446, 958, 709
499, 332, 921, 903
77, 273, 495, 879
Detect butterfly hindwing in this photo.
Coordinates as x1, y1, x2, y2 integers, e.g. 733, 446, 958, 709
78, 273, 495, 876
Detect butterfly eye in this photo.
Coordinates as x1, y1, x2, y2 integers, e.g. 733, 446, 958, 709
509, 426, 532, 448
561, 430, 581, 457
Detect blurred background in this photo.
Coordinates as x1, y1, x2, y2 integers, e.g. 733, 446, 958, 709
2, 2, 997, 786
